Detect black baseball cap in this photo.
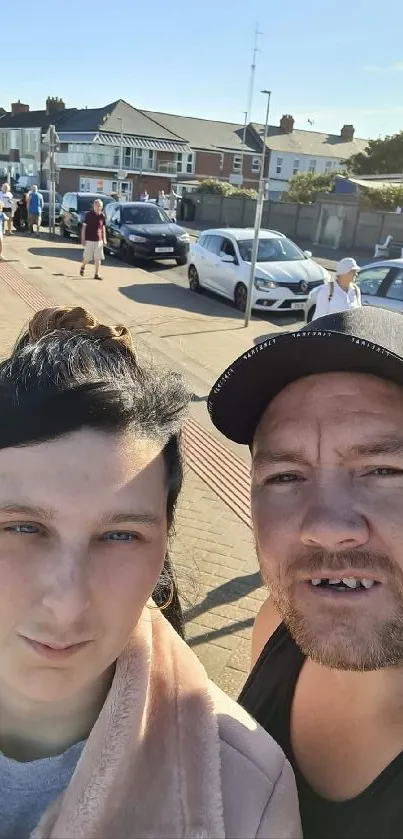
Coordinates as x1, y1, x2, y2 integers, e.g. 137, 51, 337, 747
208, 307, 403, 445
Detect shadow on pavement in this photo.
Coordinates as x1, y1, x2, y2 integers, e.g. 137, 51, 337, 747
186, 617, 254, 649
119, 281, 244, 321
183, 571, 262, 625
28, 246, 83, 262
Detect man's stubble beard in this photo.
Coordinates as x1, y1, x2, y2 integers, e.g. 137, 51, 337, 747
256, 544, 403, 671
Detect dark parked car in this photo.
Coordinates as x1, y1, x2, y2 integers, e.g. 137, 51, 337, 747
39, 190, 62, 227
59, 192, 113, 240
104, 201, 190, 265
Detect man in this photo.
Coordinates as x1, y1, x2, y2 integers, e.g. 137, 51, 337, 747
313, 257, 361, 319
27, 185, 43, 235
208, 307, 403, 838
0, 201, 6, 259
1, 183, 13, 234
168, 187, 178, 221
80, 198, 107, 280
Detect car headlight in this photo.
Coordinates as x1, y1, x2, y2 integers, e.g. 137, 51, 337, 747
254, 278, 277, 290
128, 235, 147, 243
178, 233, 190, 243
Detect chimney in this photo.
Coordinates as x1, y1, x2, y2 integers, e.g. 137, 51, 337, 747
11, 100, 29, 114
280, 114, 294, 134
46, 96, 65, 115
341, 124, 355, 142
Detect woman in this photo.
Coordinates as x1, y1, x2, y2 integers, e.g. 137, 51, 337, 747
0, 306, 301, 839
1, 182, 14, 234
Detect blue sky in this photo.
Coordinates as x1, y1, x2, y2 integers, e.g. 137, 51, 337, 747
6, 0, 403, 140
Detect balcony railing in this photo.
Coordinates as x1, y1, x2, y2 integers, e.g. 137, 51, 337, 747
55, 151, 180, 176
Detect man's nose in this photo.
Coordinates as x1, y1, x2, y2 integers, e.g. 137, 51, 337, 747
300, 486, 369, 551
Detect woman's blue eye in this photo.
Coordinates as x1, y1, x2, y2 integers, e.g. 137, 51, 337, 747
5, 524, 39, 534
103, 531, 135, 542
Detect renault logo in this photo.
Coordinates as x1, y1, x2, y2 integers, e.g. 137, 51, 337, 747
299, 280, 308, 293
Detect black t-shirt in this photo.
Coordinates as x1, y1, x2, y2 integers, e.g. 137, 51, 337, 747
239, 624, 403, 839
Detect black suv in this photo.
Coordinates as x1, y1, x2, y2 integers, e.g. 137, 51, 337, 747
104, 201, 190, 265
59, 192, 113, 240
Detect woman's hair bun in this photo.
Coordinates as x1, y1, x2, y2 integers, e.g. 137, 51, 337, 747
28, 306, 135, 355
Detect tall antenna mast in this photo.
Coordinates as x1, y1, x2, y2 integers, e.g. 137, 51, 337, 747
241, 23, 262, 181
246, 23, 262, 124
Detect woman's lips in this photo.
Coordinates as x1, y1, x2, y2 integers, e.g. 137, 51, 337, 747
20, 636, 91, 659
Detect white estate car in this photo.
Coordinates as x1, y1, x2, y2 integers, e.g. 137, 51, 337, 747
187, 228, 330, 313
304, 258, 403, 322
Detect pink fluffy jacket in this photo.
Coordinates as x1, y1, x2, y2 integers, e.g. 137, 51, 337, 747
31, 608, 301, 839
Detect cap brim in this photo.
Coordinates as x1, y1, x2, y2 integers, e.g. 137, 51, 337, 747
208, 328, 403, 445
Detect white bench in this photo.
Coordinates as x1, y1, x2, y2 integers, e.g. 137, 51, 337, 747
374, 235, 403, 259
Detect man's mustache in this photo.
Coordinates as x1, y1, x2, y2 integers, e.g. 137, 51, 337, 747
285, 549, 401, 580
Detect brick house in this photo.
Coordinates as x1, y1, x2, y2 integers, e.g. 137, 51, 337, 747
144, 110, 263, 193
0, 98, 76, 186
48, 100, 191, 201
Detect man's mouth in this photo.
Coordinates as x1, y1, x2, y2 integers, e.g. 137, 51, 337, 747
307, 576, 381, 593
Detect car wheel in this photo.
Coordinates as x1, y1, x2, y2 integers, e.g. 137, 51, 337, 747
188, 265, 201, 293
306, 306, 315, 322
234, 282, 247, 312
60, 222, 70, 238
176, 256, 187, 267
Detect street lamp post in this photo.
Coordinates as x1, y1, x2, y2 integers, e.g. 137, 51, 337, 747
244, 89, 272, 328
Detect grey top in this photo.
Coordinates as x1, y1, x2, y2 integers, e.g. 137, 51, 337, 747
0, 740, 85, 839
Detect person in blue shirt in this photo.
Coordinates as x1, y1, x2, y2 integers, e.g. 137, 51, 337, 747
0, 201, 6, 259
27, 186, 43, 235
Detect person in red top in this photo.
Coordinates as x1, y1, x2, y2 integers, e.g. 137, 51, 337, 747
80, 199, 107, 280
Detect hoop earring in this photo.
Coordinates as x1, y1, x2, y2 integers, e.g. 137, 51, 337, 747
148, 580, 174, 612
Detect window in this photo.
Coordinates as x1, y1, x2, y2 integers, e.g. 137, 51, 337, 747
105, 203, 116, 222
186, 153, 194, 173
176, 152, 183, 173
219, 153, 224, 171
204, 235, 224, 255
111, 207, 121, 225
252, 157, 261, 174
238, 236, 305, 263
293, 159, 299, 175
309, 159, 316, 174
276, 157, 283, 175
325, 161, 332, 172
356, 266, 390, 295
0, 131, 9, 154
124, 147, 132, 168
220, 238, 237, 260
122, 204, 169, 225
176, 151, 194, 173
233, 154, 242, 173
385, 270, 403, 301
113, 148, 120, 167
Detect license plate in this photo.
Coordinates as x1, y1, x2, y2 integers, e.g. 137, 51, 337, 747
290, 302, 302, 310
155, 247, 174, 253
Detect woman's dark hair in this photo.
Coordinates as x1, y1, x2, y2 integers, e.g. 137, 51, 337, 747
0, 307, 190, 637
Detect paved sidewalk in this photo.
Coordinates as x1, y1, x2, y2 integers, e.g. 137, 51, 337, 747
0, 253, 266, 697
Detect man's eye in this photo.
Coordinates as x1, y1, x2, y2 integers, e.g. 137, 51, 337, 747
102, 531, 138, 542
366, 467, 403, 477
265, 473, 302, 484
4, 524, 39, 534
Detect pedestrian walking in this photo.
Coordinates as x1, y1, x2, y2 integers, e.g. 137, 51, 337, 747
80, 198, 107, 280
157, 189, 166, 208
209, 306, 403, 839
168, 187, 178, 221
0, 201, 6, 259
1, 183, 13, 235
139, 189, 149, 202
27, 185, 43, 234
0, 304, 301, 839
313, 257, 361, 319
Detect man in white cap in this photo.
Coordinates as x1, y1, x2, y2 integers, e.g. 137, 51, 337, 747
313, 257, 361, 320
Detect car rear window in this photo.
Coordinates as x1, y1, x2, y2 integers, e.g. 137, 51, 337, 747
78, 195, 112, 211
